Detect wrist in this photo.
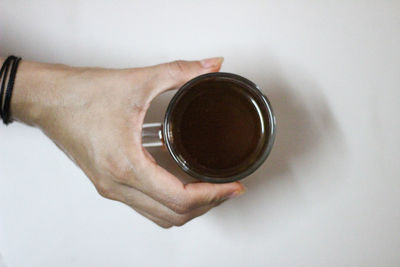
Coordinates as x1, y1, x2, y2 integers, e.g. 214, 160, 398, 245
11, 60, 73, 126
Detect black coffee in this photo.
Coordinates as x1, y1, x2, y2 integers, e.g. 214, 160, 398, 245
169, 78, 268, 178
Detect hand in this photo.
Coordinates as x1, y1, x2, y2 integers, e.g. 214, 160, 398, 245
11, 57, 246, 228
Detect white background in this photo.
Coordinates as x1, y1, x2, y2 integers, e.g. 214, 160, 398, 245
1, 1, 400, 266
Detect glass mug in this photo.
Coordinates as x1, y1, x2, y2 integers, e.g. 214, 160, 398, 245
142, 72, 276, 183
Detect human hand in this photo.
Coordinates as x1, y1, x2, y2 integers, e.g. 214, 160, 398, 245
11, 57, 246, 228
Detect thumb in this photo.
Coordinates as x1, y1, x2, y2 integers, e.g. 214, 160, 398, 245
148, 57, 224, 98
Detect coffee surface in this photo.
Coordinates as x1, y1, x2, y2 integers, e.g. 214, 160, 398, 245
170, 80, 266, 177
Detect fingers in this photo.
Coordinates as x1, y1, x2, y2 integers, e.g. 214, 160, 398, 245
89, 176, 173, 228
92, 167, 238, 228
91, 174, 221, 228
99, 142, 244, 227
106, 158, 245, 225
145, 57, 224, 99
116, 183, 230, 227
126, 161, 245, 215
132, 207, 173, 229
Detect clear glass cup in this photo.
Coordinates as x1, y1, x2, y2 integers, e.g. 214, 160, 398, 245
142, 72, 276, 183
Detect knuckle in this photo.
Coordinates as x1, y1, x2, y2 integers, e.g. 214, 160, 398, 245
172, 215, 191, 227
170, 201, 189, 214
131, 103, 148, 120
206, 193, 221, 205
167, 60, 186, 79
103, 156, 135, 184
170, 200, 196, 215
198, 186, 222, 206
159, 223, 173, 229
95, 181, 113, 199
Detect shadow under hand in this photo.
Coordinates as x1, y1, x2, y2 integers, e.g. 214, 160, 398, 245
143, 63, 344, 231
246, 73, 337, 191
208, 66, 344, 232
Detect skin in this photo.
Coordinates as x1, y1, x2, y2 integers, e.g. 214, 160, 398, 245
0, 56, 246, 228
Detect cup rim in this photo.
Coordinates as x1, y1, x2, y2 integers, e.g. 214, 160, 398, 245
163, 72, 276, 183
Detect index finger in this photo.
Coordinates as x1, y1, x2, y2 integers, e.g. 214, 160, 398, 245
134, 159, 245, 214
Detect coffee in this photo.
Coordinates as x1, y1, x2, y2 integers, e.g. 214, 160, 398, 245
168, 78, 269, 178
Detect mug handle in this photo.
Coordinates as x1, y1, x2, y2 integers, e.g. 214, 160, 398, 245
142, 123, 164, 147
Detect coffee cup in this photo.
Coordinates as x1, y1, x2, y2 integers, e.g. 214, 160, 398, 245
142, 72, 276, 183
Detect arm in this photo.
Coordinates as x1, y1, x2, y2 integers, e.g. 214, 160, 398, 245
3, 56, 245, 228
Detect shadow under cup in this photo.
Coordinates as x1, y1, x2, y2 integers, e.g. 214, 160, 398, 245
162, 72, 276, 183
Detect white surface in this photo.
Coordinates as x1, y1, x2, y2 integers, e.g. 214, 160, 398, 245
1, 1, 400, 266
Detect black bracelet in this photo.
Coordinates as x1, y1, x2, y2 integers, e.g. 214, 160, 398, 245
0, 55, 22, 125
0, 56, 15, 120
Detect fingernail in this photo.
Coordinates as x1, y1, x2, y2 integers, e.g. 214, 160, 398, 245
228, 186, 247, 198
200, 57, 224, 68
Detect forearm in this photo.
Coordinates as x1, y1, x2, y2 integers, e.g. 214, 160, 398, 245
6, 58, 72, 126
